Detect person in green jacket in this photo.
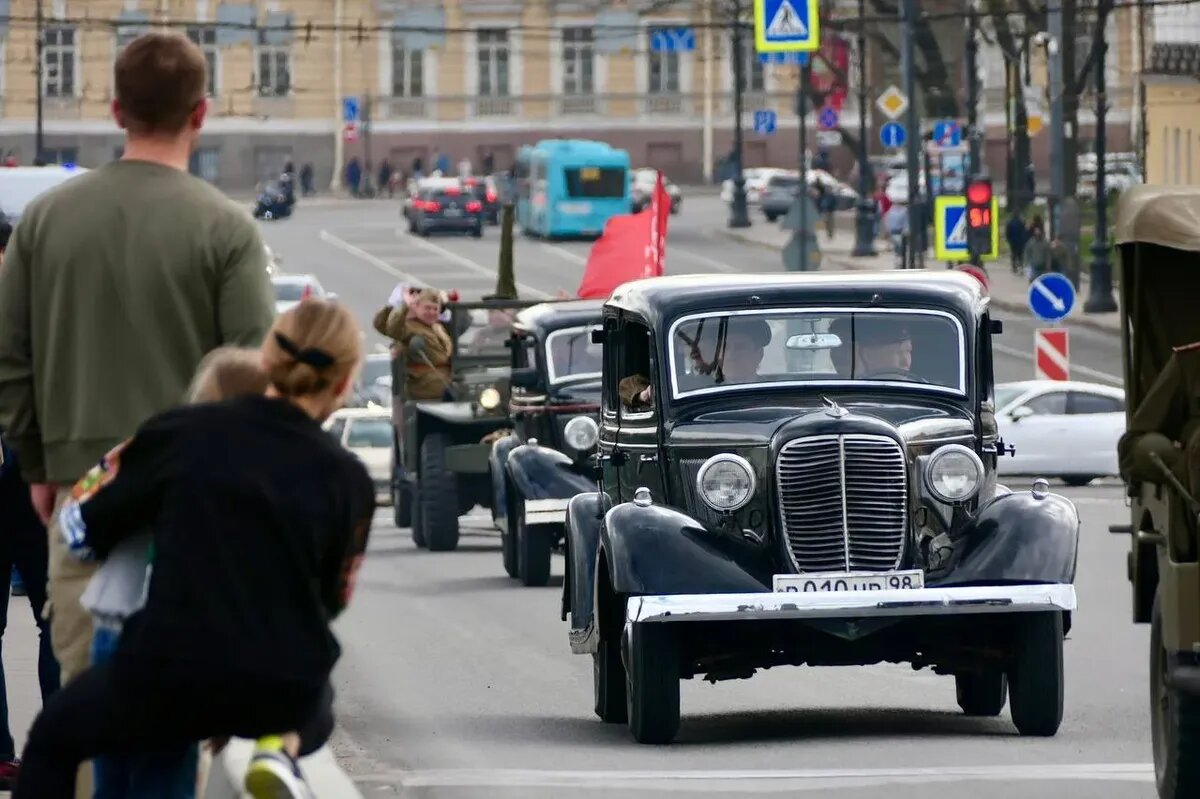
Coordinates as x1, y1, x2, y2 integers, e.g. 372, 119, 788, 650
0, 30, 275, 736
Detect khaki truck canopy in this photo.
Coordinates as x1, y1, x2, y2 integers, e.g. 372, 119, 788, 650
1116, 186, 1200, 414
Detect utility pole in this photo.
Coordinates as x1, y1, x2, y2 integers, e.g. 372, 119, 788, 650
795, 59, 812, 271
965, 1, 982, 176
851, 0, 877, 257
901, 0, 921, 269
1085, 0, 1117, 313
35, 0, 45, 163
1046, 2, 1065, 238
363, 94, 373, 195
728, 0, 752, 229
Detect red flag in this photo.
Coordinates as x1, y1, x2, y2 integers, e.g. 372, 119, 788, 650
577, 172, 670, 299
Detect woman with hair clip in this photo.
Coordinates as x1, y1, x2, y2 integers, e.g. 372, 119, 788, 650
14, 299, 376, 799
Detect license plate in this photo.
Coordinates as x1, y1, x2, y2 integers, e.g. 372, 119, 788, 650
444, 208, 462, 217
772, 569, 925, 593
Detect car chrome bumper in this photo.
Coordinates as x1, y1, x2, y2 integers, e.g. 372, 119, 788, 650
526, 498, 569, 525
627, 584, 1077, 624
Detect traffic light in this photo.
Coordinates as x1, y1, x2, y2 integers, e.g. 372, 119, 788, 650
965, 176, 994, 264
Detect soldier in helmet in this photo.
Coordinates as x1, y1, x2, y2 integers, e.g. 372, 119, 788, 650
1118, 341, 1200, 496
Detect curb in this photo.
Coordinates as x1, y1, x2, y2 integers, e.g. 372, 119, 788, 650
203, 741, 363, 799
712, 229, 1121, 337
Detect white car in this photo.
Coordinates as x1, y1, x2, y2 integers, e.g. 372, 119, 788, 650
630, 168, 682, 214
264, 245, 282, 277
271, 274, 333, 315
324, 407, 393, 505
995, 380, 1127, 485
721, 168, 795, 206
0, 165, 89, 224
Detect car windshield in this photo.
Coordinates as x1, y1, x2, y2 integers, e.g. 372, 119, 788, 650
455, 307, 518, 359
274, 281, 307, 301
668, 310, 965, 398
994, 385, 1027, 409
769, 177, 800, 190
546, 326, 603, 382
346, 418, 392, 448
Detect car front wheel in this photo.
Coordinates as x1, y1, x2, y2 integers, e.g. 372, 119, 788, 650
1007, 610, 1065, 736
624, 621, 681, 744
392, 479, 412, 529
516, 506, 552, 587
419, 434, 461, 552
1151, 594, 1200, 798
501, 484, 520, 579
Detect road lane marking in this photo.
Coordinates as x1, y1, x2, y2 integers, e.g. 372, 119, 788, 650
670, 246, 739, 273
992, 342, 1123, 385
318, 230, 425, 285
539, 243, 587, 265
352, 763, 1155, 789
396, 230, 551, 298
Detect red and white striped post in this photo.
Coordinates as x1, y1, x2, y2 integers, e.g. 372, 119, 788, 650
1035, 328, 1070, 381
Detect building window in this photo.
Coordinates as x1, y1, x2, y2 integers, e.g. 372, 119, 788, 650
477, 29, 511, 97
563, 27, 594, 95
42, 147, 79, 165
42, 26, 76, 99
736, 30, 765, 93
646, 26, 681, 94
391, 41, 424, 98
186, 26, 219, 96
256, 34, 291, 97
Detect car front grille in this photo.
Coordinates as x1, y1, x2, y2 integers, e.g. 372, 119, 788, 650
776, 434, 908, 573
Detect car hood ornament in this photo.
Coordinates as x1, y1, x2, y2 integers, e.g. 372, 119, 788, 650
822, 397, 849, 418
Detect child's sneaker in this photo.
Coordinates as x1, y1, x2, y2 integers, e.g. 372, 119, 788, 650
244, 737, 314, 799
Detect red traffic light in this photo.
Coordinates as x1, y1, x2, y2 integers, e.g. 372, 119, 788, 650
966, 180, 992, 206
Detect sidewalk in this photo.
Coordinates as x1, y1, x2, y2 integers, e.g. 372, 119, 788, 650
713, 218, 1121, 336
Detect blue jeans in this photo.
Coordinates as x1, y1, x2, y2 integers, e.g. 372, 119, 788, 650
91, 627, 199, 799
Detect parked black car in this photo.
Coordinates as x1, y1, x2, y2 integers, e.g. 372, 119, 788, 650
489, 300, 604, 586
464, 175, 502, 225
407, 184, 484, 238
563, 271, 1080, 744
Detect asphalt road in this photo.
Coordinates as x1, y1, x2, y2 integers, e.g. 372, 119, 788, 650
258, 195, 1150, 799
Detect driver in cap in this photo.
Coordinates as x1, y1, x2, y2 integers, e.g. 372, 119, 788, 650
853, 320, 913, 376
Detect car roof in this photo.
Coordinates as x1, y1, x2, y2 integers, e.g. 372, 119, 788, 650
328, 407, 391, 420
272, 274, 320, 284
514, 299, 605, 335
997, 380, 1125, 397
607, 271, 988, 328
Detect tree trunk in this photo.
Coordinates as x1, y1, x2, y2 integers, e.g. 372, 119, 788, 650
1061, 0, 1080, 198
494, 203, 517, 300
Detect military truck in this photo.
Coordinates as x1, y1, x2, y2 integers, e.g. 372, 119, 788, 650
1111, 186, 1200, 799
391, 298, 540, 551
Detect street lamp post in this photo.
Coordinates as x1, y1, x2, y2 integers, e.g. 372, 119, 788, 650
35, 0, 45, 163
1085, 4, 1117, 313
851, 0, 877, 257
728, 0, 752, 229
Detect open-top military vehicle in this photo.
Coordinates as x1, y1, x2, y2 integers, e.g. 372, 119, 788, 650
1111, 186, 1200, 799
489, 300, 604, 586
391, 298, 541, 552
563, 272, 1080, 744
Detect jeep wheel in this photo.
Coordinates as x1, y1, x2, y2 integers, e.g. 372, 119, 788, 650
1151, 594, 1200, 798
410, 496, 427, 549
392, 480, 412, 529
419, 434, 461, 552
1061, 475, 1095, 487
956, 670, 1008, 716
624, 621, 681, 744
517, 506, 552, 587
1007, 611, 1065, 736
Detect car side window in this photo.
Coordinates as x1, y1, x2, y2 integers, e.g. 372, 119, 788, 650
618, 320, 655, 419
327, 418, 347, 441
1069, 391, 1124, 414
1024, 392, 1068, 415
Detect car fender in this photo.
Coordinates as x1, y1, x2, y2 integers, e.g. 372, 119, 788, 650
564, 492, 612, 632
488, 435, 521, 530
506, 443, 595, 502
930, 491, 1080, 586
600, 502, 768, 597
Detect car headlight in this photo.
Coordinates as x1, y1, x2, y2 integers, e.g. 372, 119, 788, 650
924, 445, 984, 504
563, 416, 598, 451
479, 387, 502, 410
696, 454, 755, 512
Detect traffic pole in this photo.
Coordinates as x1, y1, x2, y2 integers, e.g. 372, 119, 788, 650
728, 0, 752, 229
1085, 0, 1118, 314
851, 0, 878, 257
798, 59, 812, 272
901, 0, 921, 270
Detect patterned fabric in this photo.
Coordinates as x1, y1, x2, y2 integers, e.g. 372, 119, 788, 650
59, 440, 131, 562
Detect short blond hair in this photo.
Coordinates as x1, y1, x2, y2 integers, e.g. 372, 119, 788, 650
188, 347, 269, 404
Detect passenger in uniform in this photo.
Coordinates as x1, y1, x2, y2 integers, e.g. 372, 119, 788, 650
1118, 341, 1200, 496
375, 289, 453, 401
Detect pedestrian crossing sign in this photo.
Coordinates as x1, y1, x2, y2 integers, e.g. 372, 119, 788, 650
754, 0, 821, 53
934, 195, 999, 262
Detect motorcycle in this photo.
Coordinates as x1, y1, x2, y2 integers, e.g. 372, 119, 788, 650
252, 174, 296, 220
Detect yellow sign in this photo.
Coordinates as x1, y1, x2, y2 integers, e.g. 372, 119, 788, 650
876, 85, 909, 121
933, 195, 1000, 262
753, 0, 821, 54
1027, 115, 1044, 137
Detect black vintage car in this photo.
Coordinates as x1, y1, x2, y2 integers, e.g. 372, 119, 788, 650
563, 272, 1080, 744
489, 300, 604, 586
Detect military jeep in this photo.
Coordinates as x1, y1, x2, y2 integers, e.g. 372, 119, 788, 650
391, 298, 540, 551
1111, 186, 1200, 799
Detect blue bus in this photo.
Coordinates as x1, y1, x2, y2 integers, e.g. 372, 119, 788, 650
514, 139, 631, 239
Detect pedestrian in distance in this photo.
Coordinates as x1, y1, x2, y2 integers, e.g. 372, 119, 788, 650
14, 299, 375, 799
378, 159, 394, 199
345, 157, 362, 198
1024, 216, 1049, 282
81, 347, 269, 799
1005, 212, 1028, 275
0, 31, 276, 798
299, 163, 314, 196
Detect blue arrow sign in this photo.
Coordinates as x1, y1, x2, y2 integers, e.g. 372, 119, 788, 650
754, 0, 820, 53
342, 96, 359, 123
650, 27, 696, 52
880, 121, 906, 149
753, 109, 777, 135
818, 107, 839, 131
932, 119, 962, 148
1028, 273, 1076, 322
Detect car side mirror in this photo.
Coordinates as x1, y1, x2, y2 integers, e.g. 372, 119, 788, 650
591, 329, 606, 345
510, 367, 541, 391
989, 319, 1003, 334
1010, 405, 1034, 422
